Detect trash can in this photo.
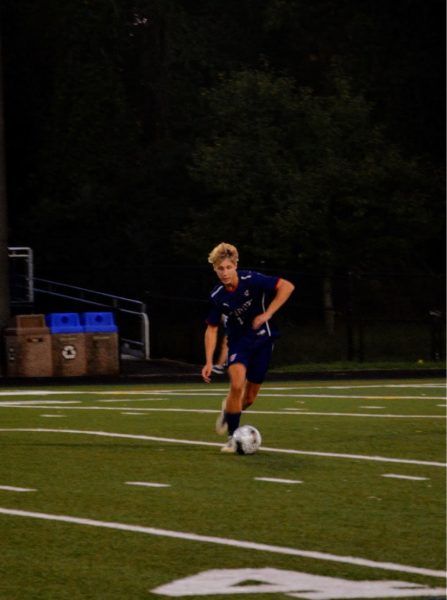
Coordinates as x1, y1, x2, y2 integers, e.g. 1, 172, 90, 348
4, 314, 53, 377
46, 312, 87, 377
81, 312, 119, 376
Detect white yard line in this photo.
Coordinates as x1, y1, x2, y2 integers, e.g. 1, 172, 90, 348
0, 429, 444, 468
183, 384, 444, 392
264, 384, 446, 391
0, 406, 442, 418
93, 392, 444, 399
259, 394, 445, 400
4, 392, 445, 401
0, 507, 443, 579
0, 383, 443, 396
259, 445, 446, 467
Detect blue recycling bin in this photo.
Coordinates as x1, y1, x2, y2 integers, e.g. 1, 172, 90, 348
46, 312, 83, 334
81, 312, 119, 376
46, 312, 87, 376
81, 312, 118, 333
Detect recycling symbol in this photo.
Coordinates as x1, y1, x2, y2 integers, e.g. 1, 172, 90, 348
61, 345, 77, 360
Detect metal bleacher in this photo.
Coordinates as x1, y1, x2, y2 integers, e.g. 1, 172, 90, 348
8, 247, 150, 360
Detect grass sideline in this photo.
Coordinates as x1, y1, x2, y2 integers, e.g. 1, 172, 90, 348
0, 378, 445, 599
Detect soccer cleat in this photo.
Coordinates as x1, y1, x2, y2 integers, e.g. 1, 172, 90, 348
215, 399, 228, 435
220, 437, 236, 453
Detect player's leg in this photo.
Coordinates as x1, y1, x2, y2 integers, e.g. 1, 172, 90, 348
242, 381, 262, 410
215, 362, 246, 435
219, 362, 247, 453
226, 362, 246, 411
241, 341, 274, 409
215, 342, 248, 435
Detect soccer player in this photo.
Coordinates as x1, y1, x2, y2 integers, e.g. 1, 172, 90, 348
201, 242, 295, 453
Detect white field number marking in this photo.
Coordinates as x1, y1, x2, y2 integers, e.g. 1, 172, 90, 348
151, 568, 447, 598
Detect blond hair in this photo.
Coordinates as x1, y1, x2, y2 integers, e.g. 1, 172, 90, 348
208, 242, 239, 266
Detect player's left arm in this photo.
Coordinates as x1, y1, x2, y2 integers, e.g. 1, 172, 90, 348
201, 324, 219, 383
252, 278, 295, 330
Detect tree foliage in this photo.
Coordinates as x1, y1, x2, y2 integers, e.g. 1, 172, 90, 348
180, 70, 438, 273
0, 0, 444, 292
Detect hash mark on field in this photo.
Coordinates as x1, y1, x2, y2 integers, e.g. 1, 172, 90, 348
0, 485, 36, 492
40, 414, 66, 418
98, 397, 169, 403
255, 477, 303, 485
126, 481, 171, 488
382, 474, 429, 481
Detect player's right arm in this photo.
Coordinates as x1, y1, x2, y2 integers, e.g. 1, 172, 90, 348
201, 324, 219, 383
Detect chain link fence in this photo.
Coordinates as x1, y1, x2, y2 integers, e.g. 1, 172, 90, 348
144, 267, 445, 365
11, 256, 445, 366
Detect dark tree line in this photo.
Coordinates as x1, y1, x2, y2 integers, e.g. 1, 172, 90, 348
1, 0, 445, 299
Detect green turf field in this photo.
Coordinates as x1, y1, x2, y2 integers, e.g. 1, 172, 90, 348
0, 379, 445, 599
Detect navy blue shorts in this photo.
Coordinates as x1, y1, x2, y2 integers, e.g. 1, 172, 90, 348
227, 338, 274, 384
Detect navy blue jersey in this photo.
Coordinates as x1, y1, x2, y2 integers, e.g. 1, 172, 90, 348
206, 270, 280, 343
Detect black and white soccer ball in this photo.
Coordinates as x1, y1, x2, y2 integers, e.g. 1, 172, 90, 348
232, 425, 262, 455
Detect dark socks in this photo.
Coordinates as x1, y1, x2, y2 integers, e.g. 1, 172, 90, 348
225, 412, 241, 436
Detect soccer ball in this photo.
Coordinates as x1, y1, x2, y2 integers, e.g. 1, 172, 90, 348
232, 425, 262, 455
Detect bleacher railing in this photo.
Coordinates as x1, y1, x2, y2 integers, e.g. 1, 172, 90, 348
32, 278, 150, 359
